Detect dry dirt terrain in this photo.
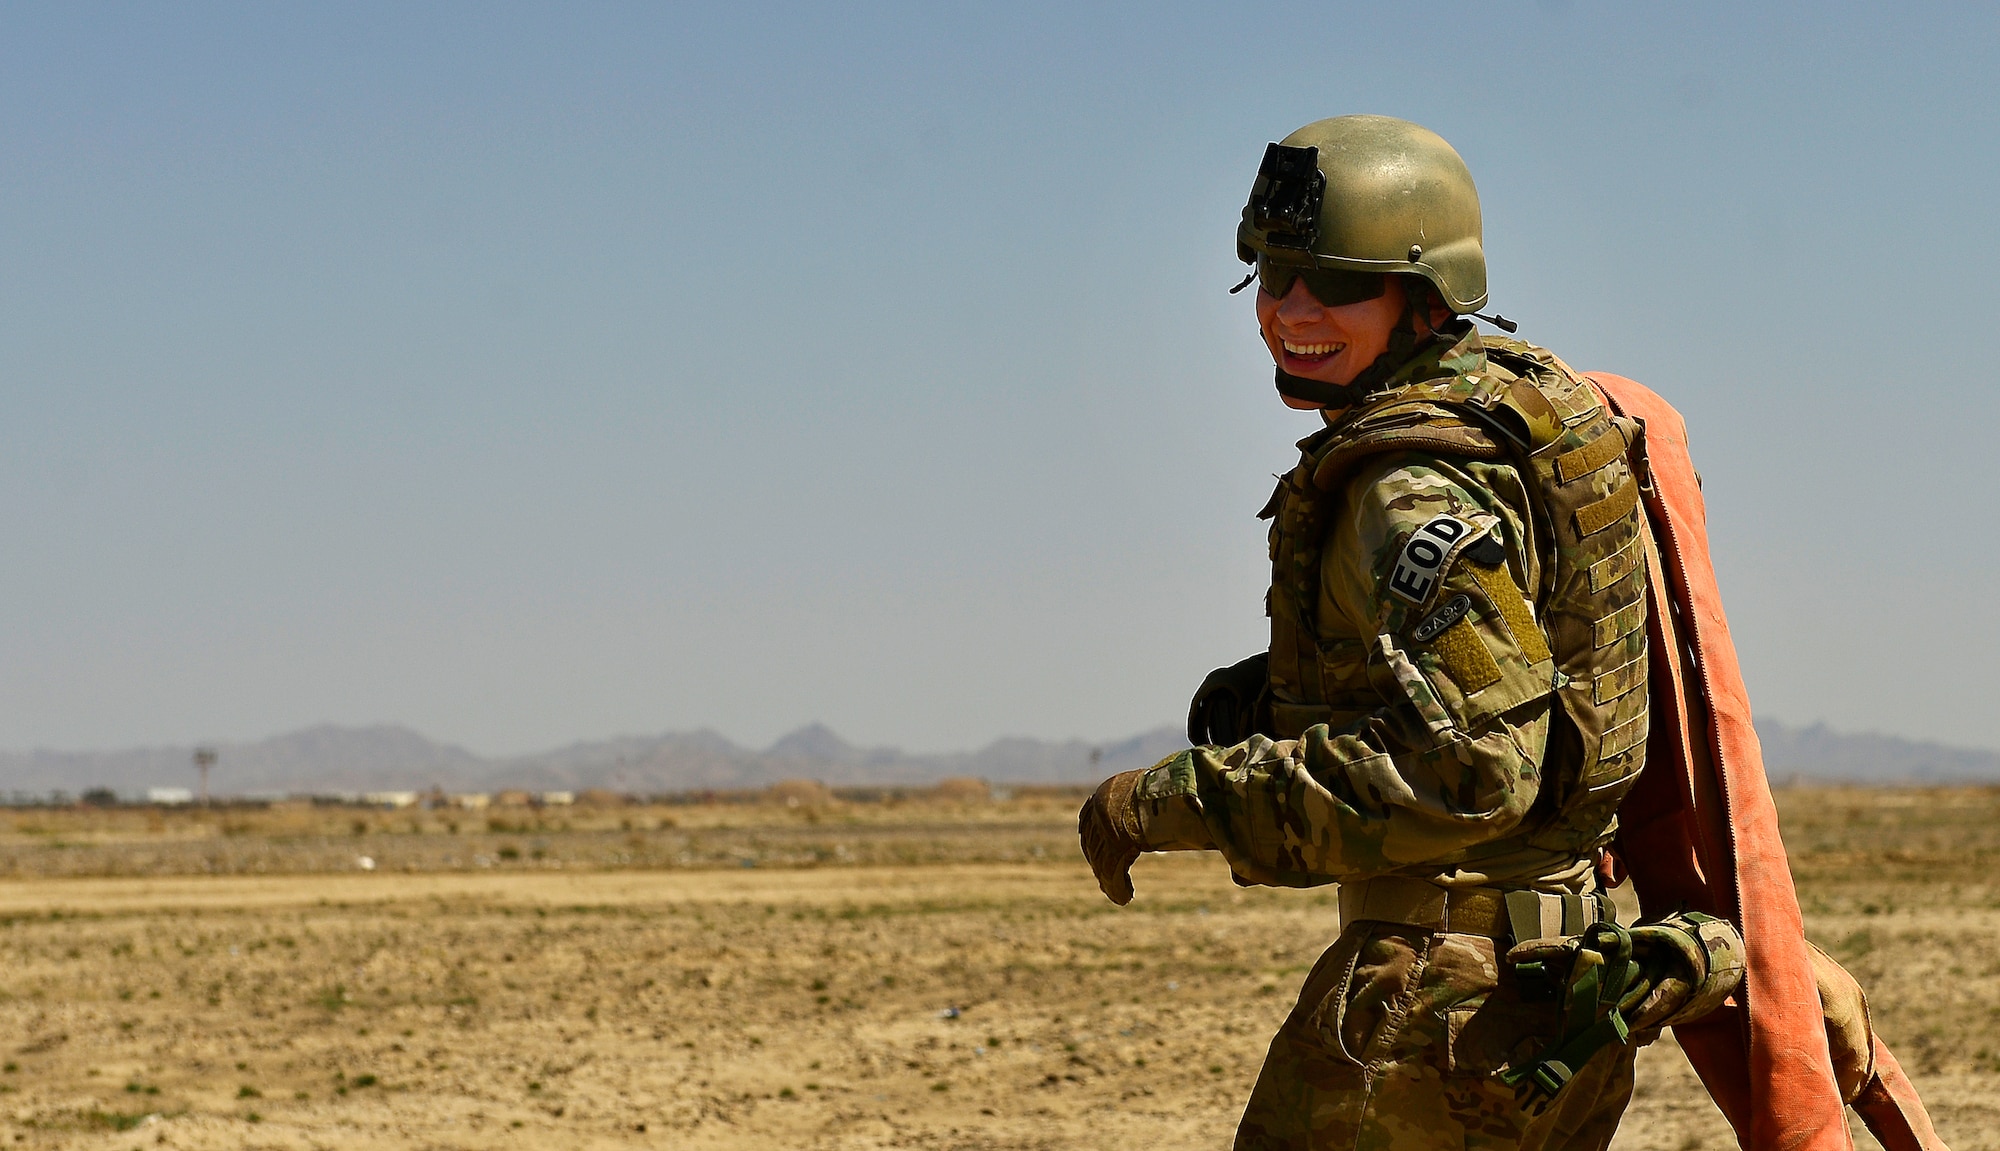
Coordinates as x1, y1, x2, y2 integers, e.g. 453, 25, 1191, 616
0, 786, 1993, 1150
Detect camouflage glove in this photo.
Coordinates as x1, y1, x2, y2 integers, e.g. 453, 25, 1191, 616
1077, 755, 1217, 906
1622, 911, 1744, 1031
1503, 912, 1745, 1105
1078, 771, 1146, 906
1806, 939, 1878, 1104
1503, 922, 1642, 1103
1187, 652, 1270, 746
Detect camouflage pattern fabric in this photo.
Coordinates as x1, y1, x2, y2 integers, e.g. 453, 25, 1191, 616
1139, 421, 1567, 885
1144, 324, 1649, 890
1125, 324, 1660, 1149
1234, 923, 1636, 1151
1109, 324, 1660, 1147
1625, 912, 1746, 1031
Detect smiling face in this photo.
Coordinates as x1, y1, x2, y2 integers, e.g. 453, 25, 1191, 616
1255, 274, 1409, 410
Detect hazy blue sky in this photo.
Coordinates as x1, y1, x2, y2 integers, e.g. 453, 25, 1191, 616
2, 3, 1996, 755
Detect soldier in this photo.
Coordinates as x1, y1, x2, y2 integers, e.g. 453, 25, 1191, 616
1077, 116, 1945, 1150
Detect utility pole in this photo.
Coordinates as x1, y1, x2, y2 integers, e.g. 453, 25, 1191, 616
194, 747, 217, 806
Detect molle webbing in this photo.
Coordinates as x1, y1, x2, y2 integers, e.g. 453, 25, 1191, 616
1555, 429, 1629, 484
1576, 477, 1640, 537
1336, 874, 1613, 941
1589, 535, 1644, 592
1593, 653, 1648, 705
1485, 340, 1652, 855
1594, 601, 1646, 648
1601, 713, 1648, 760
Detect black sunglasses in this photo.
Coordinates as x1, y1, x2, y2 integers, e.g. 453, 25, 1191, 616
1256, 258, 1389, 306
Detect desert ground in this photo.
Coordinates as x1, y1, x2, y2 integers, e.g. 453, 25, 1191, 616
0, 785, 1993, 1150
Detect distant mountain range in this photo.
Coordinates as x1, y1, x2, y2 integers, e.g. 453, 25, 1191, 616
2, 718, 1994, 799
0, 722, 1188, 798
1755, 721, 2000, 785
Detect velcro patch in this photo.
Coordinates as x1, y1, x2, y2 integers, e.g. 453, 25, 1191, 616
1388, 514, 1478, 605
1465, 554, 1554, 664
1575, 475, 1639, 537
1430, 617, 1502, 693
1555, 429, 1627, 484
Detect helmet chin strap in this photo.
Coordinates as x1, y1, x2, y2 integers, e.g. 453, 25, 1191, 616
1272, 282, 1438, 409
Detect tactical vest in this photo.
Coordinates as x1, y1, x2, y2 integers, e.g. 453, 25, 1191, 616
1263, 336, 1650, 855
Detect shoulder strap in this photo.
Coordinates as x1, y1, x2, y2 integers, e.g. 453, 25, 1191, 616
1308, 401, 1505, 493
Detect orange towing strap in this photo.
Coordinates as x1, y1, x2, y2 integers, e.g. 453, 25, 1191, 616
1583, 373, 1948, 1151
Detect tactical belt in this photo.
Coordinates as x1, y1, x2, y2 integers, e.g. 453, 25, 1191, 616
1337, 875, 1616, 943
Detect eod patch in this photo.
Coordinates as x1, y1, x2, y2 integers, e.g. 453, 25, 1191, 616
1387, 514, 1481, 605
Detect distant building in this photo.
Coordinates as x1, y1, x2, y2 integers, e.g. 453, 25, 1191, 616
147, 787, 194, 805
363, 791, 420, 809
450, 793, 491, 810
540, 791, 576, 806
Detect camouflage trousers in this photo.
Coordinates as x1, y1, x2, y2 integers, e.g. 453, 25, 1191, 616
1234, 923, 1637, 1151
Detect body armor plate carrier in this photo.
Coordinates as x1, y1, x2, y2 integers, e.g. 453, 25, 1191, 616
1263, 335, 1651, 854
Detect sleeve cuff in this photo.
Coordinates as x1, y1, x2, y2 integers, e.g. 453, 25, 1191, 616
1135, 753, 1215, 852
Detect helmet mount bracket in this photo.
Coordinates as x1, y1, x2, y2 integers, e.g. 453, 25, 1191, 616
1247, 143, 1324, 250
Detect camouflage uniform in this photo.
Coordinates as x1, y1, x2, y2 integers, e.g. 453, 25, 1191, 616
1231, 926, 1634, 1151
1138, 323, 1653, 1150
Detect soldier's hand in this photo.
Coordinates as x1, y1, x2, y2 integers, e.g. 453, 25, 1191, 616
1187, 652, 1268, 746
1077, 770, 1146, 906
1623, 929, 1697, 1033
1624, 915, 1742, 1031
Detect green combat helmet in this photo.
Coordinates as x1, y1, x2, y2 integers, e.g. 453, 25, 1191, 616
1237, 114, 1487, 315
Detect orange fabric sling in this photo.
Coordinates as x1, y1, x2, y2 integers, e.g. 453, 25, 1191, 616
1584, 373, 1946, 1151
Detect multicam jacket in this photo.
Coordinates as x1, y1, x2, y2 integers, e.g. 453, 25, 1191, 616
1143, 325, 1652, 891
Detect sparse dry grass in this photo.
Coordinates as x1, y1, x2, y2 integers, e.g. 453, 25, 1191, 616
0, 790, 1092, 880
0, 785, 1990, 1149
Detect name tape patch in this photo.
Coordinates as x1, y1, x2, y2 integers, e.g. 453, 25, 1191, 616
1388, 514, 1478, 605
1411, 593, 1474, 643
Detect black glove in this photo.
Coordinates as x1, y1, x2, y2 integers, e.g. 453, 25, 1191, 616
1187, 652, 1270, 746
